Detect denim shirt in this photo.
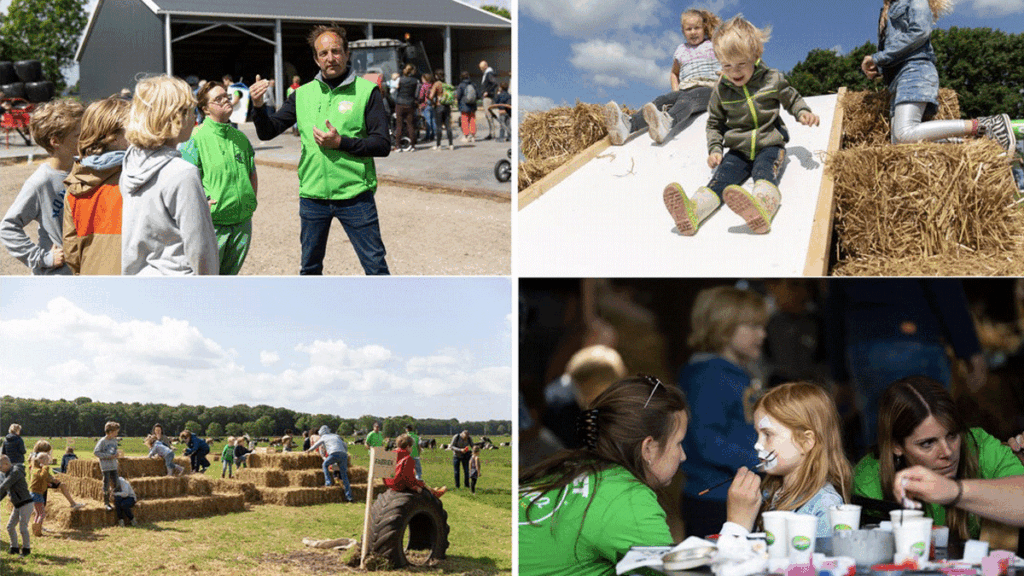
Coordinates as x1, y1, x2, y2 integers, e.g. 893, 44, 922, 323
874, 0, 937, 84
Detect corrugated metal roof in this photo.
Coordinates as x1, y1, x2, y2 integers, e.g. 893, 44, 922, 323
147, 0, 510, 28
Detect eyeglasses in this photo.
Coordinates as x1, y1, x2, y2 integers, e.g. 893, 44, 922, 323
211, 95, 232, 104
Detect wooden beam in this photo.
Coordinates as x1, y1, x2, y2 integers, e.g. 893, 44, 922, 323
803, 86, 847, 276
517, 136, 613, 211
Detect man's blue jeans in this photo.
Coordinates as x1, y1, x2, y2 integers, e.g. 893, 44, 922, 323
323, 452, 353, 501
299, 194, 389, 275
707, 145, 787, 197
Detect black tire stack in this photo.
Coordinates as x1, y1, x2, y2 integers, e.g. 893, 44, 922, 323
1, 60, 54, 103
367, 489, 450, 568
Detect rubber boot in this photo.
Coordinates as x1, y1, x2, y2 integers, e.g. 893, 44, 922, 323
723, 180, 781, 234
663, 184, 720, 235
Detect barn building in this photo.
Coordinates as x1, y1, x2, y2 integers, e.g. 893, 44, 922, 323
74, 0, 511, 102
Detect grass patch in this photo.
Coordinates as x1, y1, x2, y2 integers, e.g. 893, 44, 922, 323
4, 437, 512, 575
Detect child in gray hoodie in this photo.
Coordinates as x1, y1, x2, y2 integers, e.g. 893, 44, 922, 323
0, 455, 34, 556
120, 75, 218, 275
0, 99, 84, 274
306, 425, 353, 502
94, 421, 121, 511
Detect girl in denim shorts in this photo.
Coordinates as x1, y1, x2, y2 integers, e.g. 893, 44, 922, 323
860, 0, 1015, 151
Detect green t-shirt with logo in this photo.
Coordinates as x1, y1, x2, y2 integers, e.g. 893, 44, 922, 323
365, 431, 384, 448
408, 432, 420, 458
853, 427, 1024, 537
519, 465, 672, 576
180, 118, 256, 226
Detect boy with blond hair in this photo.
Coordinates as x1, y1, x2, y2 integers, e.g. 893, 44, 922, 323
663, 15, 819, 236
93, 421, 121, 511
1, 99, 84, 274
120, 74, 218, 275
63, 96, 131, 274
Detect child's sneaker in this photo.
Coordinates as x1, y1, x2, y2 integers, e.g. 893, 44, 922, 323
20, 547, 29, 556
978, 114, 1016, 152
118, 519, 125, 527
643, 103, 673, 144
604, 101, 631, 146
105, 504, 113, 511
723, 180, 781, 234
663, 183, 720, 235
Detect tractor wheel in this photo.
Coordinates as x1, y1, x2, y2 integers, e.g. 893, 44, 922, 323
367, 489, 449, 568
1, 82, 26, 100
14, 60, 42, 83
25, 81, 54, 103
0, 62, 16, 85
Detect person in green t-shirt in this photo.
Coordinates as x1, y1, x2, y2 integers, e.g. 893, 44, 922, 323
852, 376, 1024, 540
519, 376, 690, 576
365, 423, 384, 449
180, 82, 258, 275
405, 424, 423, 480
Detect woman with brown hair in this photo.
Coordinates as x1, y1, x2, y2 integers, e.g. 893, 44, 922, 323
852, 376, 1024, 539
518, 376, 689, 576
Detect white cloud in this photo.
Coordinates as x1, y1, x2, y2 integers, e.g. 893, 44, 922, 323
569, 38, 670, 90
0, 299, 511, 420
519, 95, 558, 113
954, 0, 1024, 16
521, 0, 667, 38
259, 350, 280, 366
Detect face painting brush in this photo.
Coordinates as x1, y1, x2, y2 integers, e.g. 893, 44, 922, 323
697, 451, 775, 496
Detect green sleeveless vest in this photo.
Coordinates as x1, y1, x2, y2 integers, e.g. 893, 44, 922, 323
295, 76, 378, 200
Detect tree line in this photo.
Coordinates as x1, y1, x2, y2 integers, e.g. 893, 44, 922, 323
0, 396, 511, 440
786, 27, 1024, 119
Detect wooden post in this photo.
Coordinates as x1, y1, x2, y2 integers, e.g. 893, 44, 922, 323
360, 447, 396, 569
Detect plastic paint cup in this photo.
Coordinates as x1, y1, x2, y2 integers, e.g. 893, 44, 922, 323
932, 525, 949, 548
893, 518, 933, 561
889, 509, 924, 526
786, 513, 819, 564
830, 504, 862, 532
763, 510, 792, 559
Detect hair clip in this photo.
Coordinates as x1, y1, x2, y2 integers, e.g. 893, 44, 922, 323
640, 373, 662, 408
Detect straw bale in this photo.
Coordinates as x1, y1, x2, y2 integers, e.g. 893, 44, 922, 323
208, 478, 262, 503
50, 494, 246, 529
841, 88, 960, 148
827, 138, 1018, 260
292, 470, 325, 487
348, 466, 368, 484
258, 487, 346, 506
236, 468, 289, 487
350, 483, 387, 502
246, 451, 322, 470
64, 457, 190, 480
517, 102, 624, 190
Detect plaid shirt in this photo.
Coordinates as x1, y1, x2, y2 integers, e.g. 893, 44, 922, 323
673, 40, 721, 90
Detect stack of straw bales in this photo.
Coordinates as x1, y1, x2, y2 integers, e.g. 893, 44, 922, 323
65, 456, 190, 479
235, 450, 374, 507
828, 89, 1021, 275
518, 102, 615, 190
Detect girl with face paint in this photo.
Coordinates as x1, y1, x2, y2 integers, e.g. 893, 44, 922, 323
725, 382, 852, 538
678, 286, 767, 538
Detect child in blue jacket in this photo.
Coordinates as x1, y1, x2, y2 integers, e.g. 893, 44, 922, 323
180, 430, 210, 474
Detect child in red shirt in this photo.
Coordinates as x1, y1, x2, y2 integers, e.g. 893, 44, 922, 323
384, 434, 446, 498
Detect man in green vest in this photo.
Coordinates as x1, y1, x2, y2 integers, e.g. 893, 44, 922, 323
365, 422, 384, 449
250, 24, 391, 275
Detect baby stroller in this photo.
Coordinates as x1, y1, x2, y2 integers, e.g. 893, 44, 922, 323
494, 149, 511, 183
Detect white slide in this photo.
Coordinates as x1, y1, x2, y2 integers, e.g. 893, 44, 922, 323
517, 93, 839, 277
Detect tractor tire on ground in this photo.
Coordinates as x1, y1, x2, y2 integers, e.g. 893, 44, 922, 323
14, 60, 42, 83
1, 82, 27, 100
25, 81, 54, 103
367, 489, 449, 568
0, 62, 16, 86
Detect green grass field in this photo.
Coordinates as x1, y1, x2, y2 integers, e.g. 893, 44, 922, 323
3, 436, 512, 575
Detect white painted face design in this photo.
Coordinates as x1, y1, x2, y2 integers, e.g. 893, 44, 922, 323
753, 409, 806, 477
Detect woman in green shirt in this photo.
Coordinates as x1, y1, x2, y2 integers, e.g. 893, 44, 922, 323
519, 376, 689, 576
852, 376, 1024, 540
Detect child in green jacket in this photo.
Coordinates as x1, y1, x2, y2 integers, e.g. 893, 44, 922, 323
221, 437, 236, 478
664, 15, 819, 235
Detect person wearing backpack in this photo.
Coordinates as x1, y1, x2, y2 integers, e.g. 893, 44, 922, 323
429, 69, 455, 150
455, 71, 478, 143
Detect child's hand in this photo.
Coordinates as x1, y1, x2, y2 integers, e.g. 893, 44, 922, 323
1007, 431, 1023, 466
725, 466, 762, 531
798, 111, 820, 127
50, 245, 65, 267
861, 55, 880, 80
707, 153, 723, 168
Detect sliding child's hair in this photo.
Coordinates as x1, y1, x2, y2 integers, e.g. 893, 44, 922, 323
681, 9, 722, 41
712, 15, 772, 64
755, 382, 851, 512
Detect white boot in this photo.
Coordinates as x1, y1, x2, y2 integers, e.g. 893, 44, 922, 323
723, 180, 781, 234
604, 101, 631, 146
663, 184, 720, 235
643, 102, 673, 144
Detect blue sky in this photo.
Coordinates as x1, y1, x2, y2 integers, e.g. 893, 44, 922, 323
0, 278, 513, 421
518, 0, 1024, 113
